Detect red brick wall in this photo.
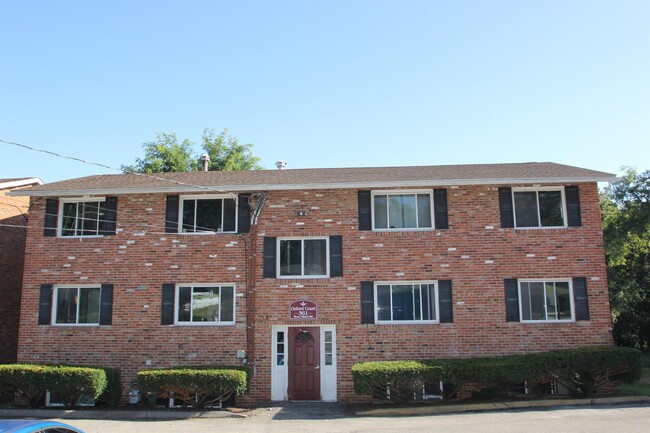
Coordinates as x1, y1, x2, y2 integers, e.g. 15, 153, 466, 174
17, 183, 612, 403
0, 189, 30, 363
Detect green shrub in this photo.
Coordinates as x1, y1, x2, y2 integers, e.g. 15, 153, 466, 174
137, 366, 248, 409
46, 366, 107, 408
0, 364, 108, 408
0, 364, 50, 408
351, 347, 642, 402
96, 366, 122, 407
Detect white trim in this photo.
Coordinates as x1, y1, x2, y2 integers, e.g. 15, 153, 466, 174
517, 278, 575, 323
52, 285, 102, 326
371, 189, 435, 231
0, 177, 43, 190
374, 281, 440, 325
10, 176, 617, 197
57, 197, 107, 238
276, 237, 330, 279
173, 283, 236, 326
512, 187, 568, 229
270, 325, 337, 402
178, 194, 238, 234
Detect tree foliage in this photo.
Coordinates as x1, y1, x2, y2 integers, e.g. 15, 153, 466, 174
603, 167, 650, 348
123, 129, 262, 173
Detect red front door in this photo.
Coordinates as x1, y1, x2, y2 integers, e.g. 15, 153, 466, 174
288, 327, 320, 400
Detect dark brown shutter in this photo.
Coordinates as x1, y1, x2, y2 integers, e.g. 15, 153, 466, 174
329, 235, 343, 277
573, 277, 590, 320
504, 278, 520, 322
499, 187, 514, 228
38, 284, 53, 325
565, 186, 582, 227
360, 281, 375, 324
238, 194, 251, 233
44, 198, 59, 237
358, 190, 372, 231
165, 195, 179, 233
438, 280, 453, 323
161, 283, 175, 325
434, 189, 449, 229
99, 284, 114, 325
101, 197, 118, 235
263, 237, 277, 278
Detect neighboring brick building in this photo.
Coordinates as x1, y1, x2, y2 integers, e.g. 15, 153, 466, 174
0, 178, 42, 363
12, 163, 615, 403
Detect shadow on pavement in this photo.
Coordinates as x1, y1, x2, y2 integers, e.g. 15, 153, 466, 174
264, 402, 353, 420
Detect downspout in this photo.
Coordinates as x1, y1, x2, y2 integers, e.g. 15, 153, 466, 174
246, 193, 267, 376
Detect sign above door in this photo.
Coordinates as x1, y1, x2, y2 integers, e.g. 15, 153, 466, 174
289, 300, 318, 320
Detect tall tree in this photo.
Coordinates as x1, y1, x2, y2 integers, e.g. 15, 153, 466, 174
603, 167, 650, 348
201, 128, 262, 171
123, 129, 262, 173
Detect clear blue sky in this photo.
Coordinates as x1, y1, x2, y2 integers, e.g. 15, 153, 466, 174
1, 1, 648, 183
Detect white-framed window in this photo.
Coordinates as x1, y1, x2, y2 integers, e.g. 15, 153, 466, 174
53, 285, 101, 325
374, 281, 439, 324
512, 187, 566, 228
277, 237, 329, 278
519, 279, 574, 322
180, 195, 237, 233
59, 197, 106, 237
175, 284, 235, 325
372, 190, 433, 231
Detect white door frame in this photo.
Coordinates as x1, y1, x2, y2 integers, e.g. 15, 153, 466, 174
271, 324, 337, 401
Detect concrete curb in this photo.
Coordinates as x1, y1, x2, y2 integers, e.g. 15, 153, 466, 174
355, 396, 650, 417
0, 408, 246, 420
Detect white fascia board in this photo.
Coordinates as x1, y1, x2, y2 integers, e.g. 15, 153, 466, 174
0, 178, 44, 191
9, 175, 618, 197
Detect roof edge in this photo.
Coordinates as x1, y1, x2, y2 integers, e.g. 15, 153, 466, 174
9, 175, 618, 197
0, 177, 44, 190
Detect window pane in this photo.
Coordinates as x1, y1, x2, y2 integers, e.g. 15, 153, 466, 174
178, 286, 192, 322
324, 330, 332, 343
427, 284, 437, 321
182, 200, 196, 232
545, 282, 558, 320
325, 354, 333, 366
413, 285, 422, 321
556, 282, 571, 320
538, 191, 564, 227
389, 195, 417, 229
374, 195, 388, 229
277, 354, 285, 365
78, 287, 100, 324
520, 282, 532, 321
280, 240, 302, 276
529, 282, 546, 320
514, 192, 539, 227
221, 286, 234, 322
61, 203, 77, 236
192, 287, 220, 322
392, 284, 415, 321
56, 288, 78, 324
277, 331, 284, 343
80, 202, 99, 235
376, 285, 391, 321
223, 198, 236, 232
417, 194, 432, 228
304, 239, 327, 275
195, 199, 220, 232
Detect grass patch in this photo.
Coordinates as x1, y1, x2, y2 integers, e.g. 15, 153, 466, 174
617, 353, 650, 397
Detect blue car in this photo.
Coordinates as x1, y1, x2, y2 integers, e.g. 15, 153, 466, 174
0, 420, 84, 433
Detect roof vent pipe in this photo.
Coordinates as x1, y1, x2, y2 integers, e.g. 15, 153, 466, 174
200, 153, 210, 172
276, 160, 287, 170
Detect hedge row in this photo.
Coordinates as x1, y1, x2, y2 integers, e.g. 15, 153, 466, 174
136, 365, 249, 409
0, 364, 109, 408
352, 347, 642, 402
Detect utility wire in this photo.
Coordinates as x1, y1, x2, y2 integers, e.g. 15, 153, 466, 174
0, 138, 236, 196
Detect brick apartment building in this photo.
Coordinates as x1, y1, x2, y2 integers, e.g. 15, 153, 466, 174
11, 162, 615, 403
0, 177, 42, 363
